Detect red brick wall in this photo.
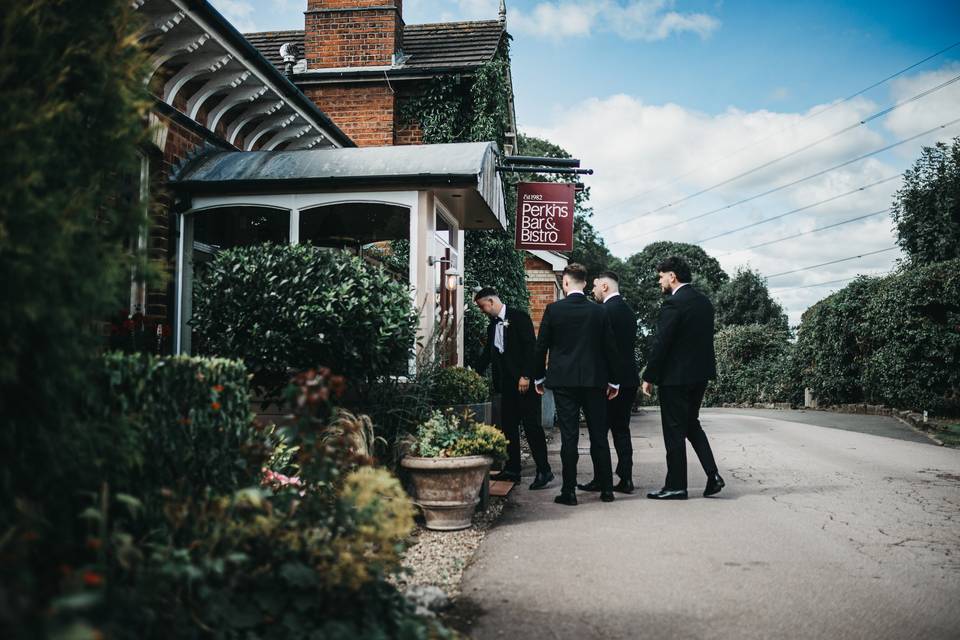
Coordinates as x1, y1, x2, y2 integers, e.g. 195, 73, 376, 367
305, 1, 403, 69
303, 84, 395, 147
527, 281, 557, 333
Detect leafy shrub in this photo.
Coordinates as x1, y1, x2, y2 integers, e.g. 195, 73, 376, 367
191, 243, 417, 395
407, 410, 508, 463
795, 260, 960, 414
704, 325, 799, 406
430, 366, 490, 406
98, 352, 258, 498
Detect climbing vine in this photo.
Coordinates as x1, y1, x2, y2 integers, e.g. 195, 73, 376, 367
399, 40, 528, 369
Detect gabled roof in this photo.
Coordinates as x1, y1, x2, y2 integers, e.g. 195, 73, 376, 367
243, 19, 506, 73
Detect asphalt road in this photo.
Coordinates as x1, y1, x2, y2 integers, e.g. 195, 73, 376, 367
453, 409, 960, 640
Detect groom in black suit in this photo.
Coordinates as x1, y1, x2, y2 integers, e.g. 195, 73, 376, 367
534, 263, 621, 506
642, 256, 725, 500
474, 287, 553, 490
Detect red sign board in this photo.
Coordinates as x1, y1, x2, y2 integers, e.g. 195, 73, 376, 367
514, 182, 575, 251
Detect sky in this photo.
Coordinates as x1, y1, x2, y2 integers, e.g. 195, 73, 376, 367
210, 0, 960, 327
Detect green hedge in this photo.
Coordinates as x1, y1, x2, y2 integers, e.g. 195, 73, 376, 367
704, 325, 798, 407
795, 259, 960, 414
98, 352, 257, 497
430, 366, 490, 406
191, 243, 417, 394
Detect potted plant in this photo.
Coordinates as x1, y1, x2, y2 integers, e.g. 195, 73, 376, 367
401, 409, 508, 531
430, 366, 492, 424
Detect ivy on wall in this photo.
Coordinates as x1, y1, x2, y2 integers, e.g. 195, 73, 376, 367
399, 41, 529, 369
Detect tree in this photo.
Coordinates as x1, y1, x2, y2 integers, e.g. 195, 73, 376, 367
0, 0, 151, 518
715, 267, 789, 333
891, 136, 960, 265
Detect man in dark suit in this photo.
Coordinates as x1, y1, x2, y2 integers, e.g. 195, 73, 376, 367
578, 271, 641, 494
474, 287, 553, 490
641, 256, 725, 500
533, 264, 621, 506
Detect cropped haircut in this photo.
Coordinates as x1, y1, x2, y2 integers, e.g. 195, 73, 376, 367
655, 256, 692, 283
563, 263, 588, 284
473, 286, 499, 301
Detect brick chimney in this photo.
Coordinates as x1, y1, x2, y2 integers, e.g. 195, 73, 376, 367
305, 1, 404, 69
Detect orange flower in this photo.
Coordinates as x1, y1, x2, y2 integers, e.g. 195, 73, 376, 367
212, 384, 224, 393
83, 571, 104, 587
211, 401, 221, 411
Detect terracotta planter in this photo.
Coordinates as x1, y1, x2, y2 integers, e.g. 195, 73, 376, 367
401, 455, 493, 531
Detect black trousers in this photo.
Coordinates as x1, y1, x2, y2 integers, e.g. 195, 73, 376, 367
609, 386, 639, 481
553, 386, 612, 493
658, 382, 718, 490
497, 389, 550, 476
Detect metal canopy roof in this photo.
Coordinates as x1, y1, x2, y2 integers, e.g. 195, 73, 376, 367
171, 141, 506, 231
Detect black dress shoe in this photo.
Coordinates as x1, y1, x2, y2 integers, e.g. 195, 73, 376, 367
600, 491, 615, 503
491, 470, 520, 483
554, 492, 578, 506
528, 470, 554, 490
646, 488, 688, 500
613, 479, 635, 494
576, 479, 601, 492
704, 472, 725, 497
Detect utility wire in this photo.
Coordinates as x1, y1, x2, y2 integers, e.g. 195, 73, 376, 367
609, 116, 960, 246
770, 272, 892, 293
696, 174, 900, 245
716, 208, 891, 258
593, 39, 960, 228
600, 73, 960, 235
765, 246, 898, 279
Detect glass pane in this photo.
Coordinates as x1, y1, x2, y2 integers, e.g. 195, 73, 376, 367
300, 203, 408, 248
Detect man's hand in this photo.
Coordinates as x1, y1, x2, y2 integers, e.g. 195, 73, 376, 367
606, 384, 619, 400
518, 376, 530, 394
534, 382, 545, 396
642, 381, 653, 397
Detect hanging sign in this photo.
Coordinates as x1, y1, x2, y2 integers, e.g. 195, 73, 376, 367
514, 182, 575, 251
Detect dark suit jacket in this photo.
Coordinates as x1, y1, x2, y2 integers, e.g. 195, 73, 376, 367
476, 306, 536, 394
603, 295, 641, 387
534, 293, 620, 388
642, 284, 717, 386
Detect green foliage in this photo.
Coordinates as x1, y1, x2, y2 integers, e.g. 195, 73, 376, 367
892, 136, 960, 265
704, 325, 799, 406
795, 260, 960, 414
191, 243, 417, 394
715, 267, 789, 333
98, 352, 258, 498
430, 366, 490, 406
408, 410, 508, 463
400, 44, 528, 371
0, 0, 154, 525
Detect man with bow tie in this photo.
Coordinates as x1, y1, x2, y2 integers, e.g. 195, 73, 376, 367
474, 287, 553, 490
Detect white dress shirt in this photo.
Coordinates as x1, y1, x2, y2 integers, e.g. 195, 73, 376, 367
672, 283, 688, 295
494, 303, 507, 353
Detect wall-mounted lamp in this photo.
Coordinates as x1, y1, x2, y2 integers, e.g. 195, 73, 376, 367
427, 256, 450, 267
444, 267, 462, 291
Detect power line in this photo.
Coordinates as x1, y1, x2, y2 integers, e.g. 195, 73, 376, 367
599, 72, 960, 234
765, 246, 898, 280
609, 116, 960, 246
592, 39, 960, 229
716, 208, 891, 258
770, 272, 892, 293
697, 174, 900, 245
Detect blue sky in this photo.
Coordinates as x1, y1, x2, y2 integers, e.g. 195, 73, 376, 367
211, 1, 960, 325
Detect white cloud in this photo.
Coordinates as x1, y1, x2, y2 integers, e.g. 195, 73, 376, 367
520, 64, 960, 325
404, 0, 720, 41
210, 0, 258, 32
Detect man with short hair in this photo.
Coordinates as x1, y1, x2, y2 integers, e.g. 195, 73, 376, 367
474, 287, 553, 490
642, 256, 725, 500
578, 271, 640, 494
534, 263, 621, 506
